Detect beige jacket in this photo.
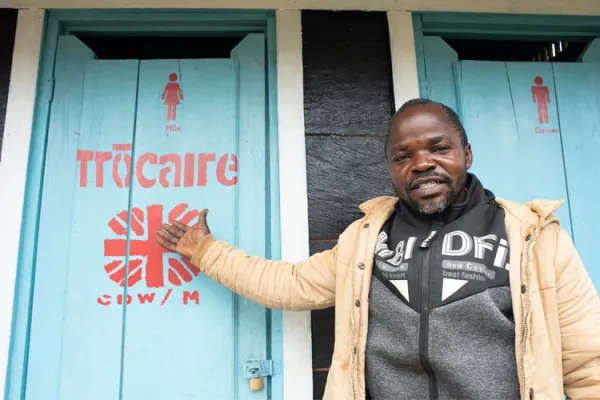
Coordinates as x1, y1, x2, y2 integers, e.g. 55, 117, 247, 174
191, 196, 600, 400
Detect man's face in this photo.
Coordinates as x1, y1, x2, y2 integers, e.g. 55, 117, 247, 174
386, 105, 473, 215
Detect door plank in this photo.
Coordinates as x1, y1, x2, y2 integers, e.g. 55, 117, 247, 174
27, 36, 139, 399
230, 33, 269, 400
60, 59, 140, 400
552, 63, 600, 287
26, 34, 98, 400
122, 57, 241, 399
423, 36, 459, 112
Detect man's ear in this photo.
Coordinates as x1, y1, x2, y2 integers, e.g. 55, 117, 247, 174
464, 143, 473, 169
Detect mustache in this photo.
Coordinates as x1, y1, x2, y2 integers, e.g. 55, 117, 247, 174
406, 171, 452, 191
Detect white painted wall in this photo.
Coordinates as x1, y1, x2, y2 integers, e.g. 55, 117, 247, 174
3, 0, 600, 15
0, 8, 45, 398
275, 9, 314, 400
387, 11, 420, 110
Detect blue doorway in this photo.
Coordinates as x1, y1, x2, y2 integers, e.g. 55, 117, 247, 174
9, 11, 283, 400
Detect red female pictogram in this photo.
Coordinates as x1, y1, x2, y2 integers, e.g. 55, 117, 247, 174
162, 73, 184, 122
103, 204, 201, 288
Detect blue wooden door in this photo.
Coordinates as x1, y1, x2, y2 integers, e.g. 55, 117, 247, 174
25, 34, 275, 400
453, 61, 599, 289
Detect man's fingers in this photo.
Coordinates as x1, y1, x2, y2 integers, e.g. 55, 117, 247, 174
157, 229, 179, 245
156, 235, 177, 251
172, 220, 189, 232
163, 223, 184, 238
171, 208, 209, 231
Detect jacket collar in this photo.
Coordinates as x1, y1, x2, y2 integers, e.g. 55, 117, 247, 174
394, 173, 489, 226
360, 195, 564, 228
495, 198, 563, 227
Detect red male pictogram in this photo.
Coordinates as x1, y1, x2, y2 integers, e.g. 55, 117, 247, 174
103, 204, 201, 288
531, 76, 551, 124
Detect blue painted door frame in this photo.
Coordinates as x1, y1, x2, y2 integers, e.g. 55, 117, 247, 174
413, 12, 600, 101
7, 10, 283, 400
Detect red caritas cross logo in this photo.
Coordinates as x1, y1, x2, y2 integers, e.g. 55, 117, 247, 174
103, 204, 201, 288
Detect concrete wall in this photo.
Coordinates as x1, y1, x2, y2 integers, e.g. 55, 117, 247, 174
301, 10, 396, 398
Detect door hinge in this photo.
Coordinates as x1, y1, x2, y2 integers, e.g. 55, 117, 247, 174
243, 359, 281, 379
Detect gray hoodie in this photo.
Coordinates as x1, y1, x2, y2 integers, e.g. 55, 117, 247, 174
365, 174, 519, 400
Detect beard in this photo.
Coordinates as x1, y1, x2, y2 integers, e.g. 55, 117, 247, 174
402, 170, 465, 215
413, 190, 456, 214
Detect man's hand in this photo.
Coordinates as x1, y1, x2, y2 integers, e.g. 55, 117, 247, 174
156, 209, 211, 259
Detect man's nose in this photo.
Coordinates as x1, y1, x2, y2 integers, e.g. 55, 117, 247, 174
412, 153, 436, 172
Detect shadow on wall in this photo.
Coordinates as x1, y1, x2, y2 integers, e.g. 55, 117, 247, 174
0, 8, 18, 162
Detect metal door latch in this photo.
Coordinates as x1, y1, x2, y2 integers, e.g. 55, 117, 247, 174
243, 359, 281, 391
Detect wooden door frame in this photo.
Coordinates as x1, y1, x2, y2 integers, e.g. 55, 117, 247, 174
2, 9, 313, 400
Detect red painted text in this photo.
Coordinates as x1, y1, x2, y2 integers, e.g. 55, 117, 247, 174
77, 144, 238, 188
96, 290, 200, 306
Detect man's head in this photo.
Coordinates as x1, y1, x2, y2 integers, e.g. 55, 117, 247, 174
385, 98, 473, 215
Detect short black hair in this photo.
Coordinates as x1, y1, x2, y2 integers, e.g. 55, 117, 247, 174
385, 98, 468, 153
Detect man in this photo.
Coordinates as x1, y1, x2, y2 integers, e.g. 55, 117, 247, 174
157, 99, 600, 400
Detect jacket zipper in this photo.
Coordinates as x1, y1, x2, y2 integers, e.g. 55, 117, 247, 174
519, 228, 536, 400
419, 223, 442, 400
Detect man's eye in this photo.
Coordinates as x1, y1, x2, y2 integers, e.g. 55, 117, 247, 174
433, 146, 449, 152
395, 155, 409, 162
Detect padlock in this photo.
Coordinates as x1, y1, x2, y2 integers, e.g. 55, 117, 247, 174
250, 377, 264, 391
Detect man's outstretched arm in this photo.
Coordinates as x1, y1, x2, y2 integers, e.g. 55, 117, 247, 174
157, 209, 337, 311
